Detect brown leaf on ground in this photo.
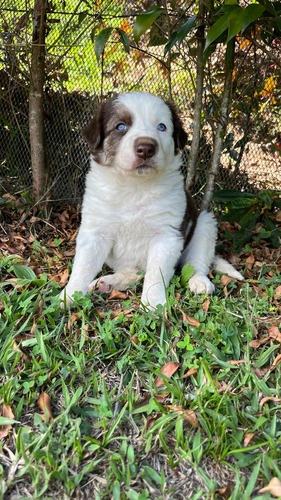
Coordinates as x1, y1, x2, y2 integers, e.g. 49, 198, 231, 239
12, 341, 29, 362
155, 361, 181, 387
59, 268, 69, 286
244, 432, 255, 447
245, 254, 255, 269
268, 326, 281, 343
271, 353, 281, 369
258, 477, 281, 497
212, 485, 233, 499
38, 393, 54, 422
108, 289, 128, 301
133, 393, 169, 410
249, 337, 270, 348
178, 308, 201, 328
167, 405, 200, 428
202, 299, 210, 312
274, 285, 281, 300
0, 404, 14, 440
220, 275, 233, 286
181, 367, 198, 379
227, 359, 248, 365
67, 312, 81, 329
146, 414, 160, 431
259, 396, 281, 409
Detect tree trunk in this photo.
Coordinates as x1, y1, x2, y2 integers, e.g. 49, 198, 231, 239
29, 0, 49, 201
185, 0, 205, 191
201, 39, 235, 211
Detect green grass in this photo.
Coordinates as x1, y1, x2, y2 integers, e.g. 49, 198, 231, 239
0, 242, 281, 499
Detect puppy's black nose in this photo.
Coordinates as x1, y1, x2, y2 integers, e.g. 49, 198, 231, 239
135, 142, 155, 160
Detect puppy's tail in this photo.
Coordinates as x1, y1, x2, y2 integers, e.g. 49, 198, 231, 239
213, 255, 244, 281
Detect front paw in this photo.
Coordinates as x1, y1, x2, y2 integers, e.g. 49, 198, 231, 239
188, 275, 215, 295
88, 277, 112, 294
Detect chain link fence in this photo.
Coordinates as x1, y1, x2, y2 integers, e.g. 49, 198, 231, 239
0, 0, 280, 202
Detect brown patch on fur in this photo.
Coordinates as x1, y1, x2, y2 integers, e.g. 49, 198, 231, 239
165, 101, 188, 152
181, 190, 198, 248
82, 97, 134, 166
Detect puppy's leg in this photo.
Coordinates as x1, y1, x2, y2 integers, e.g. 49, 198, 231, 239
183, 211, 217, 294
89, 269, 143, 293
141, 232, 183, 308
60, 229, 112, 307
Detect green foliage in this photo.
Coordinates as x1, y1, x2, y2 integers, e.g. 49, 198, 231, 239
213, 189, 281, 249
133, 7, 165, 44
164, 15, 197, 55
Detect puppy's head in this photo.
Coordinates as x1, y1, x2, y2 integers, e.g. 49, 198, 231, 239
82, 92, 187, 175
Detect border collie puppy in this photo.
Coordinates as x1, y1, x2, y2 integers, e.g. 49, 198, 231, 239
60, 92, 243, 309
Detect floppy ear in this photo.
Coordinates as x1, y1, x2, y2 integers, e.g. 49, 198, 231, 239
166, 101, 188, 152
81, 96, 118, 155
81, 116, 102, 154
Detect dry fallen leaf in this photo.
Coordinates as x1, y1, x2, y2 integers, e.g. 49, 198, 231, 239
245, 254, 255, 270
38, 392, 54, 422
274, 285, 281, 300
167, 405, 200, 428
244, 432, 255, 447
259, 396, 281, 409
249, 337, 270, 348
146, 414, 160, 431
155, 361, 181, 387
271, 353, 281, 369
202, 299, 210, 312
268, 326, 281, 343
227, 359, 248, 365
0, 404, 14, 440
179, 308, 201, 328
12, 341, 29, 362
220, 275, 233, 286
181, 367, 198, 379
212, 485, 233, 499
258, 477, 281, 497
108, 289, 127, 301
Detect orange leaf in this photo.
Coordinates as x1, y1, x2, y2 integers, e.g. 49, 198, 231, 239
220, 275, 232, 286
244, 432, 255, 447
268, 326, 281, 343
181, 367, 198, 379
12, 341, 29, 362
108, 289, 127, 300
155, 361, 181, 387
249, 337, 270, 348
179, 308, 201, 328
146, 414, 160, 430
274, 285, 281, 300
245, 254, 255, 269
38, 392, 54, 422
0, 404, 14, 440
271, 353, 281, 369
227, 359, 248, 365
202, 299, 210, 312
259, 396, 281, 409
259, 477, 281, 497
167, 405, 200, 428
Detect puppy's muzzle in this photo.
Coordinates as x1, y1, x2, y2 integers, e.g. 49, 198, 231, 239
135, 138, 158, 160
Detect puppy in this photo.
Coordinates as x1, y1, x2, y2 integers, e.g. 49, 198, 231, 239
60, 92, 243, 309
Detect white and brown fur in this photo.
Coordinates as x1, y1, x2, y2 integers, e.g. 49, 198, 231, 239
60, 92, 243, 309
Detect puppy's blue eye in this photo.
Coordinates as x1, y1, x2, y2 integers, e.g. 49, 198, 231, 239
157, 123, 166, 132
116, 123, 127, 131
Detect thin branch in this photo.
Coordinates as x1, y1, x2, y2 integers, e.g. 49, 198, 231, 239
201, 39, 235, 211
185, 0, 205, 191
